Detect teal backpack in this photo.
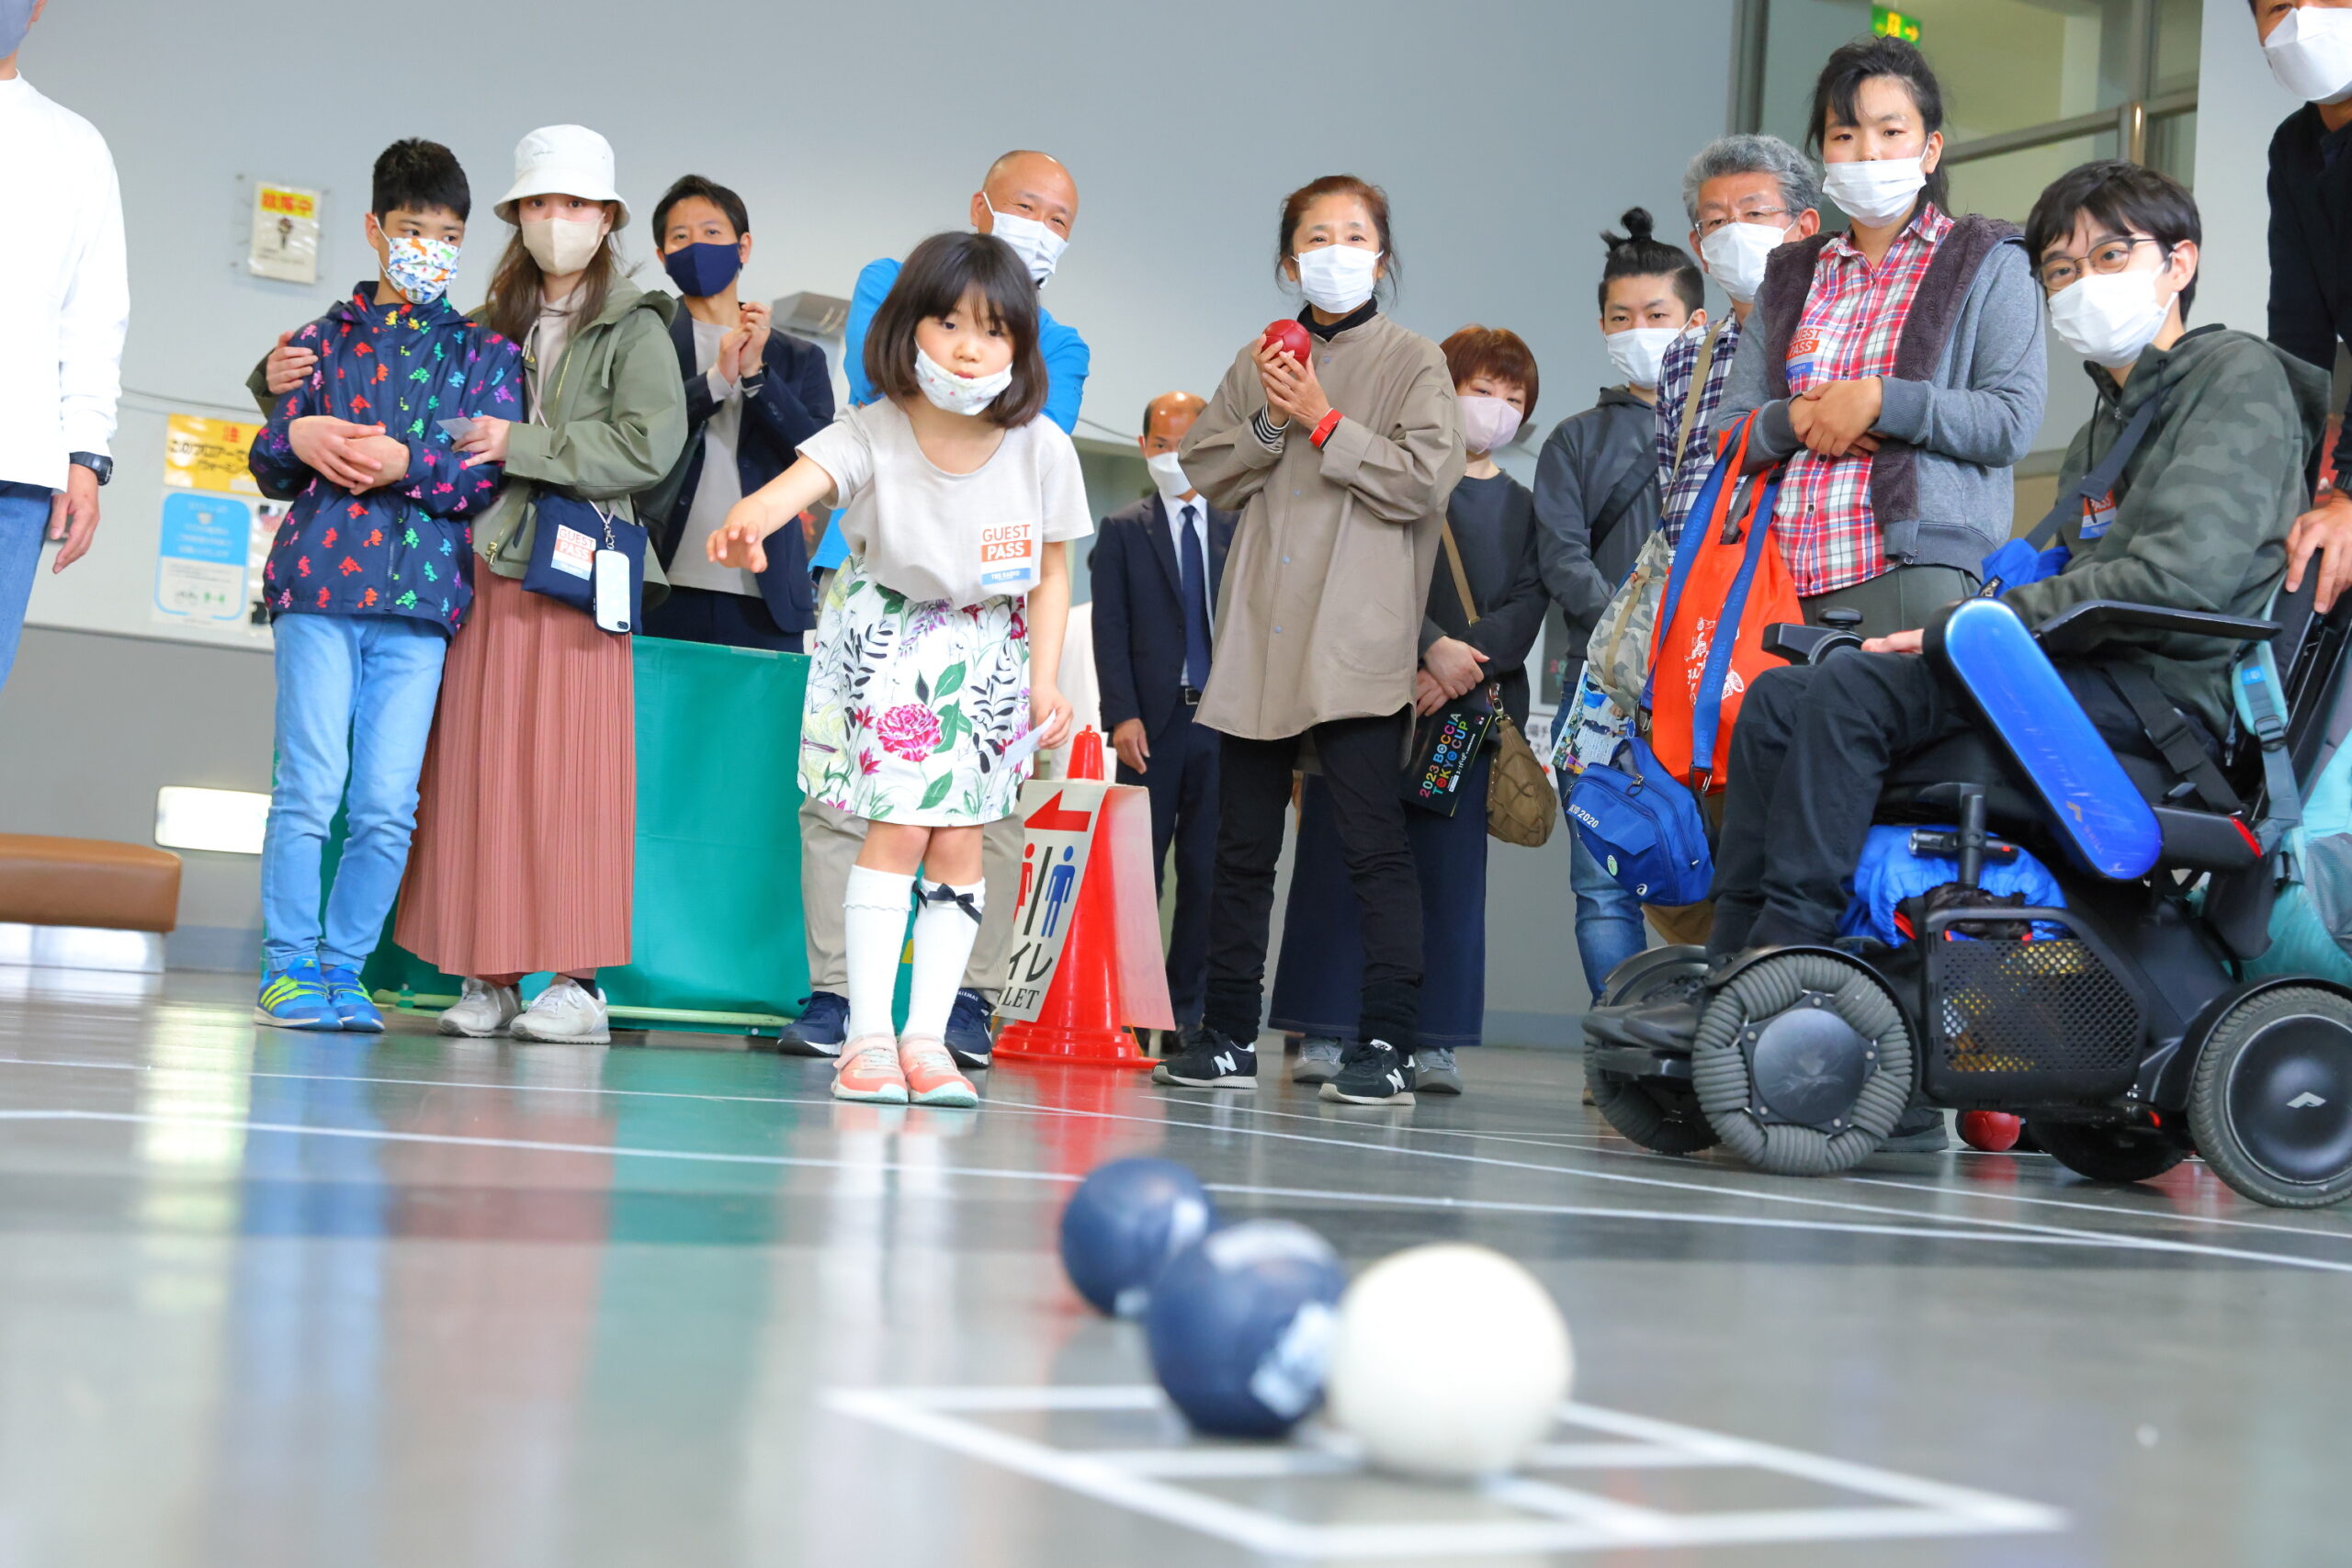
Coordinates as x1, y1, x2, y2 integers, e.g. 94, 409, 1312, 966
2222, 591, 2352, 983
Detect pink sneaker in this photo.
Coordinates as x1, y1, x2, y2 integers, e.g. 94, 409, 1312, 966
832, 1036, 909, 1104
899, 1035, 978, 1108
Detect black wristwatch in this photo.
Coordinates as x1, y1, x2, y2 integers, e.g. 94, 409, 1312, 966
69, 452, 113, 486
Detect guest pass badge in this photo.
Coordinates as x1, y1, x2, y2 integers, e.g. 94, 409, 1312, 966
549, 523, 598, 580
2080, 490, 2118, 540
1786, 325, 1830, 389
978, 517, 1040, 593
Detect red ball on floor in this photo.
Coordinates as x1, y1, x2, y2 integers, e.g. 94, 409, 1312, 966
1958, 1111, 2024, 1153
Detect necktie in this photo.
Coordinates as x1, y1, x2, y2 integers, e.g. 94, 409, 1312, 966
1179, 504, 1212, 691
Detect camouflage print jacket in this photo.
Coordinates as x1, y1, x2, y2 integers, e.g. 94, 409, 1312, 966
2004, 324, 2330, 737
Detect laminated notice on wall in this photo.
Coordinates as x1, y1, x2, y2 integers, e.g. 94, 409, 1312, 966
249, 182, 321, 284
163, 413, 262, 497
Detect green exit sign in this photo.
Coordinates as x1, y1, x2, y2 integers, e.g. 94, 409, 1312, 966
1873, 6, 1922, 42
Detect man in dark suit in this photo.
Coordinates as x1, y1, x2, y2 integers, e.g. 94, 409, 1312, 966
640, 174, 834, 651
1091, 391, 1234, 1036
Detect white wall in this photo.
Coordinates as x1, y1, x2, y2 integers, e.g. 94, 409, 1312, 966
2195, 0, 2287, 344
18, 0, 1735, 648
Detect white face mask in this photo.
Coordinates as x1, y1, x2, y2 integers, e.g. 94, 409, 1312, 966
2266, 6, 2352, 104
1294, 245, 1382, 314
912, 345, 1012, 415
1146, 450, 1194, 498
1456, 394, 1523, 456
2047, 265, 2175, 369
1605, 326, 1679, 391
984, 198, 1069, 287
1700, 220, 1788, 304
1822, 157, 1928, 225
522, 215, 605, 276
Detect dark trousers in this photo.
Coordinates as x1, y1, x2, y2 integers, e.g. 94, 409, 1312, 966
1270, 750, 1488, 1049
1710, 650, 2162, 954
642, 584, 801, 653
1204, 709, 1422, 1053
1118, 711, 1220, 1026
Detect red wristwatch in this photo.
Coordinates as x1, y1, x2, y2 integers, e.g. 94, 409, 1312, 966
1309, 409, 1343, 448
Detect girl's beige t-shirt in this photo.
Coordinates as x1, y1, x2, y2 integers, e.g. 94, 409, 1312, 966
799, 399, 1092, 607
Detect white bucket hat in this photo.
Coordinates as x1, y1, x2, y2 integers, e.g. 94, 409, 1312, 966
495, 124, 629, 228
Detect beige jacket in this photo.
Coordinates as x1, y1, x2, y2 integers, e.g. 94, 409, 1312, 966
1180, 310, 1464, 740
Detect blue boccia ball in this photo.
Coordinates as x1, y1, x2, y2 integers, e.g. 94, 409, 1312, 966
1059, 1157, 1218, 1318
1144, 1219, 1347, 1438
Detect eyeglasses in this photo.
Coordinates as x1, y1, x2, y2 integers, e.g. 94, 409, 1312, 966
2038, 235, 2165, 293
1694, 208, 1791, 238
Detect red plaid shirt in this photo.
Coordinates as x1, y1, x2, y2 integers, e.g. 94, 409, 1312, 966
1772, 203, 1952, 596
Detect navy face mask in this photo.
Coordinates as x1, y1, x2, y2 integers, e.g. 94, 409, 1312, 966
662, 241, 743, 299
1, 0, 34, 58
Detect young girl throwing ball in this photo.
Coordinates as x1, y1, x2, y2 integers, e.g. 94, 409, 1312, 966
711, 231, 1084, 1107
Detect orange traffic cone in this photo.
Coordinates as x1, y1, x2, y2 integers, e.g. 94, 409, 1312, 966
995, 729, 1151, 1069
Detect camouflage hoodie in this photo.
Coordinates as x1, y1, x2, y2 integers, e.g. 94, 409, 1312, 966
2003, 324, 2330, 737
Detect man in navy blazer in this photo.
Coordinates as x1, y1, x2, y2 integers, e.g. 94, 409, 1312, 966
1091, 391, 1235, 1034
640, 175, 835, 650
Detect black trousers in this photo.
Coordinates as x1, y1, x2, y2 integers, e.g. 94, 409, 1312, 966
1118, 709, 1220, 1027
1710, 650, 2167, 954
1204, 709, 1422, 1053
641, 584, 801, 653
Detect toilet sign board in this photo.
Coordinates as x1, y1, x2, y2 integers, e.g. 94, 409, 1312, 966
999, 784, 1104, 1021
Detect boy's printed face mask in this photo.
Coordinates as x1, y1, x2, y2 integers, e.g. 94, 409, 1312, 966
379, 232, 461, 307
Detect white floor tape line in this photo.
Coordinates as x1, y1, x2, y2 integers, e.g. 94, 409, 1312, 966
824, 1383, 2067, 1559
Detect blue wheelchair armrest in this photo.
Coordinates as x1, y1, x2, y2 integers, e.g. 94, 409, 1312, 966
2032, 600, 2280, 660
1924, 598, 2163, 881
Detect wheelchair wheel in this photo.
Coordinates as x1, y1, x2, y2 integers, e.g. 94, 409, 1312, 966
2188, 985, 2352, 1209
1690, 952, 1914, 1176
2027, 1120, 2186, 1185
1585, 953, 1718, 1155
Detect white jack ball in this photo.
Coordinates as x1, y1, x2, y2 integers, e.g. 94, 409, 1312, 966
1326, 1244, 1572, 1478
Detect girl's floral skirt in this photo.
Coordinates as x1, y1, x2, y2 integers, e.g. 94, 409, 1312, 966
799, 558, 1033, 827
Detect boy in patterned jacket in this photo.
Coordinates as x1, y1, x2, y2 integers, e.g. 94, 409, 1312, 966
245, 139, 523, 1030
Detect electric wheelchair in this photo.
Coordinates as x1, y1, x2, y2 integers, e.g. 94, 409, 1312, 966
1581, 581, 2352, 1209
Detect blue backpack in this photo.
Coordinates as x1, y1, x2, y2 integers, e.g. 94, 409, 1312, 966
1838, 824, 2066, 946
1565, 737, 1713, 905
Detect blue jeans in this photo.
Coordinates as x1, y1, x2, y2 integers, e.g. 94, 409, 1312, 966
261, 614, 449, 972
1570, 831, 1647, 1003
0, 481, 52, 694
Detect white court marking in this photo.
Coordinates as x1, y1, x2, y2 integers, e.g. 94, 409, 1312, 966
824, 1382, 2066, 1560
9, 1048, 2349, 1254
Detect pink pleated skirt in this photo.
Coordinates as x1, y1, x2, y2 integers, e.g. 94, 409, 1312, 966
396, 568, 634, 978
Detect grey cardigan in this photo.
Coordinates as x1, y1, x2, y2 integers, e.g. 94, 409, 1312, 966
1716, 213, 2047, 577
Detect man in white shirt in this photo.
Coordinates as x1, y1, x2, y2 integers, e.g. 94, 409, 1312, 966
0, 0, 128, 689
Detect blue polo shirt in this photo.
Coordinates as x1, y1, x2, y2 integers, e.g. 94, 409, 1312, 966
812, 254, 1091, 571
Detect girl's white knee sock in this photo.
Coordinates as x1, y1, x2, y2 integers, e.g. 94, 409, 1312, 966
905, 880, 985, 1040
844, 865, 914, 1043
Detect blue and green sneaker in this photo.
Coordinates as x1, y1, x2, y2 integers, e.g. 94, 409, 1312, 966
255, 958, 342, 1031
321, 965, 385, 1032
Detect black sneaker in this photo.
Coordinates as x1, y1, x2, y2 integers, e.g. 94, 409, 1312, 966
1880, 1106, 1950, 1153
1152, 1028, 1258, 1089
945, 987, 995, 1070
1319, 1039, 1416, 1106
775, 991, 847, 1057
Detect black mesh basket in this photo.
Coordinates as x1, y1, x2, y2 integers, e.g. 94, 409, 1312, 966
1917, 907, 2144, 1104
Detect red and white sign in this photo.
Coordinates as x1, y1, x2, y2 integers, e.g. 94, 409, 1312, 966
997, 779, 1172, 1029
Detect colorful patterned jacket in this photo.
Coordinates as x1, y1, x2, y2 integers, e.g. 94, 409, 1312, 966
247, 285, 523, 629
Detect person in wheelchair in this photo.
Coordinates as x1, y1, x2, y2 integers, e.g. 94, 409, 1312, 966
1597, 163, 2330, 1139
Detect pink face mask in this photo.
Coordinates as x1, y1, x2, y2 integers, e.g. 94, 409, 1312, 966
1458, 394, 1522, 456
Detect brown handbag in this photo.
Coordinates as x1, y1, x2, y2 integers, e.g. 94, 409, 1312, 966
1439, 525, 1556, 847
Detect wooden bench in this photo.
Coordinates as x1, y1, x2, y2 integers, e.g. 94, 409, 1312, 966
0, 834, 182, 973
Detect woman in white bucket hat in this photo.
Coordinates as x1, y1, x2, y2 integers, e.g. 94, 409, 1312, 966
393, 124, 687, 1043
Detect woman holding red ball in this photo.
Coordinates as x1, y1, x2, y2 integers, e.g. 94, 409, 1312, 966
1159, 174, 1465, 1106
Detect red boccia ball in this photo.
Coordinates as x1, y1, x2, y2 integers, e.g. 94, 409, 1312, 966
1262, 319, 1313, 365
1957, 1111, 2024, 1152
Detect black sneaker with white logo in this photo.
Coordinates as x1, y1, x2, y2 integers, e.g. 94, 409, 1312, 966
1319, 1039, 1416, 1106
1152, 1028, 1259, 1089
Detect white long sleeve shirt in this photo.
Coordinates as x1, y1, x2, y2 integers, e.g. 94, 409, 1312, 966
0, 74, 127, 491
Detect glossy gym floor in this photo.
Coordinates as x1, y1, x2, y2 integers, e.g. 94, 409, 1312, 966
1, 970, 2345, 1566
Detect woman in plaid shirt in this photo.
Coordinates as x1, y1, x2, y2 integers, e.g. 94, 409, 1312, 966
1715, 36, 2046, 638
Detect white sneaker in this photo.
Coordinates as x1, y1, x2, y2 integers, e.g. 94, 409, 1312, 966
509, 976, 612, 1043
438, 977, 521, 1038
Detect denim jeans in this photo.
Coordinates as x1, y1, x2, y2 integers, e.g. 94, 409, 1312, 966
0, 481, 52, 694
1569, 830, 1647, 1003
261, 613, 449, 972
